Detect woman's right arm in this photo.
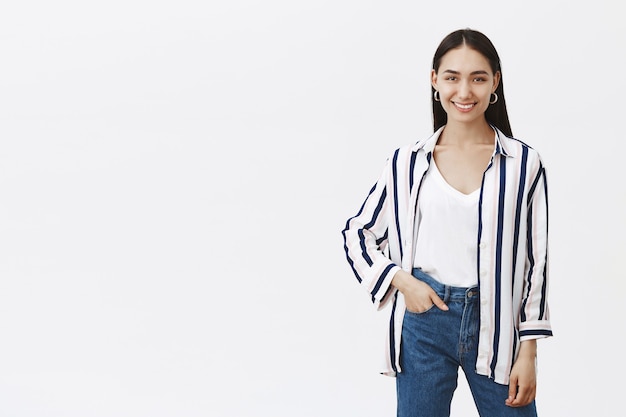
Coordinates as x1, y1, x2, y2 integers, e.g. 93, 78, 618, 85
342, 159, 400, 310
342, 156, 446, 312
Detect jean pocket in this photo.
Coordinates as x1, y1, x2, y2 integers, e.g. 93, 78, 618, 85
405, 303, 436, 315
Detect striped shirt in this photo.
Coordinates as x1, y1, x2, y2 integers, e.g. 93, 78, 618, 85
342, 126, 552, 385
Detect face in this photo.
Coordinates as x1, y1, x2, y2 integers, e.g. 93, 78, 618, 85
431, 45, 500, 126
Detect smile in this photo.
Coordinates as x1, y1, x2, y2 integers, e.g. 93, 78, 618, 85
453, 102, 476, 110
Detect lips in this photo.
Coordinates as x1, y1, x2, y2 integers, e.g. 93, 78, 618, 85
453, 102, 475, 110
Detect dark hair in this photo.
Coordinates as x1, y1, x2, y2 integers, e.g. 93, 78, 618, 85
431, 29, 513, 137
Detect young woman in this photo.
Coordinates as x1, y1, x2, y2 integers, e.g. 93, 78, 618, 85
342, 29, 552, 417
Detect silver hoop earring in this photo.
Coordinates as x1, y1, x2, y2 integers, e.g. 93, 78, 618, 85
433, 90, 440, 102
489, 93, 498, 104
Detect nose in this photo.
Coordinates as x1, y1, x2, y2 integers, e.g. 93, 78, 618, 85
457, 80, 471, 99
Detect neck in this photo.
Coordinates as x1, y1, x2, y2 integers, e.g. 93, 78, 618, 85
439, 120, 494, 146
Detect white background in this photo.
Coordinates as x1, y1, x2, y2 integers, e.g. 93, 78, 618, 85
1, 1, 624, 416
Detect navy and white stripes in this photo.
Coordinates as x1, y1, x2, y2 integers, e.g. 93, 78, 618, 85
342, 126, 552, 385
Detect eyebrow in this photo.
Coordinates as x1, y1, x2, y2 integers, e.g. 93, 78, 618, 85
442, 69, 490, 75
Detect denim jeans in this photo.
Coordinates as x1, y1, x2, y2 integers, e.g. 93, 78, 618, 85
396, 269, 537, 417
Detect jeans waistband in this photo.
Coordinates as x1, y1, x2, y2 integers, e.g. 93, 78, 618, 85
412, 268, 478, 302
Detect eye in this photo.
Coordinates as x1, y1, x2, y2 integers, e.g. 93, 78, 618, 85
473, 77, 487, 82
445, 76, 457, 81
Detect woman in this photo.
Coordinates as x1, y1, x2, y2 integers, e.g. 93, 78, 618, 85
342, 29, 552, 417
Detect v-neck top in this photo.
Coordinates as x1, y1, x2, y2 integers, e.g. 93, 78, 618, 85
413, 159, 480, 287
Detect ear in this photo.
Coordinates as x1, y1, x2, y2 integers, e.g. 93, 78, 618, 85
431, 69, 438, 90
492, 71, 501, 93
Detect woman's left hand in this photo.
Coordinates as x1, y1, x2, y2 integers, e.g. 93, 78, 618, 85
505, 340, 537, 407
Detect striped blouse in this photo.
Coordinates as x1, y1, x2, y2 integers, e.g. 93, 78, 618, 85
342, 126, 552, 385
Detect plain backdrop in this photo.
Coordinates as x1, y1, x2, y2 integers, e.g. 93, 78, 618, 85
1, 1, 624, 416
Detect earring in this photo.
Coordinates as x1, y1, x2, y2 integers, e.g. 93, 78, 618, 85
433, 90, 440, 102
489, 93, 498, 104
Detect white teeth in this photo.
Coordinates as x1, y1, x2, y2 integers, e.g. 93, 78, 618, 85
455, 103, 474, 109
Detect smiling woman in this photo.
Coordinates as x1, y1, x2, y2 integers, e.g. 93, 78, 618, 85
342, 28, 552, 417
430, 46, 500, 195
431, 29, 512, 137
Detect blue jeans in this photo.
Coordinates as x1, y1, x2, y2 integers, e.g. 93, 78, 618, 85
396, 269, 537, 417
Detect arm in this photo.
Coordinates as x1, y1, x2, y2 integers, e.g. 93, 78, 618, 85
342, 158, 400, 310
519, 162, 552, 338
507, 159, 552, 407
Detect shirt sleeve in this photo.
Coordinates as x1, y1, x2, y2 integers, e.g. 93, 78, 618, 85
519, 160, 553, 341
342, 157, 401, 311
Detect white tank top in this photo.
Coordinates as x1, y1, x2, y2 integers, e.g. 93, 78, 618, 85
413, 159, 479, 287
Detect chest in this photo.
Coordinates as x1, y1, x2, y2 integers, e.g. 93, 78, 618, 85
433, 145, 494, 195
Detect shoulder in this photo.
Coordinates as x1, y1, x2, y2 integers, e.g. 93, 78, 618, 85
498, 134, 548, 184
499, 133, 544, 163
389, 130, 439, 162
378, 143, 414, 167
384, 141, 431, 174
389, 143, 416, 160
380, 129, 440, 172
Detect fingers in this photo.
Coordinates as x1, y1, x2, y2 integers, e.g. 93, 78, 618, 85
505, 376, 536, 407
405, 289, 447, 313
517, 385, 536, 406
505, 375, 518, 406
430, 292, 448, 311
510, 384, 536, 407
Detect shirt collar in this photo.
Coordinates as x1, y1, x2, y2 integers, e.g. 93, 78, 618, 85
411, 125, 514, 158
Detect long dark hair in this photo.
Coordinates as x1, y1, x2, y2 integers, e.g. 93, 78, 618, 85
431, 29, 513, 137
